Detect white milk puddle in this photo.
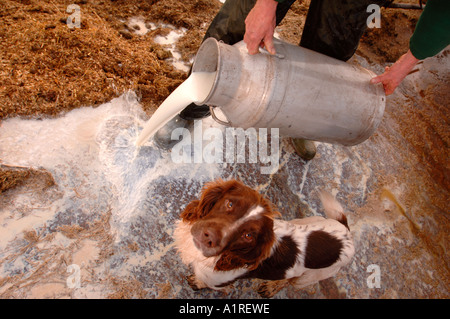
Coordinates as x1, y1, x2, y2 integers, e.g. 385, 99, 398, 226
0, 92, 222, 242
136, 71, 216, 146
0, 91, 223, 298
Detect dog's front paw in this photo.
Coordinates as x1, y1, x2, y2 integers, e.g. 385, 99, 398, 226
186, 274, 208, 291
257, 280, 288, 298
257, 282, 277, 298
186, 274, 201, 290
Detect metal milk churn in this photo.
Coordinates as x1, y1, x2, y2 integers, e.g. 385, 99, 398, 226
191, 37, 385, 146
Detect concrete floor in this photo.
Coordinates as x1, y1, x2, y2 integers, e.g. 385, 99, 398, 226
0, 52, 448, 299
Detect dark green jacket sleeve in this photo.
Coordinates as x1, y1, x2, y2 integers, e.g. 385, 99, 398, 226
409, 0, 450, 60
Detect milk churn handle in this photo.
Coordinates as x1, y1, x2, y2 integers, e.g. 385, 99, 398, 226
258, 47, 285, 59
209, 106, 232, 126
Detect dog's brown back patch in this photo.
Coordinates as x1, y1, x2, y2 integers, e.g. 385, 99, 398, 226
304, 230, 343, 269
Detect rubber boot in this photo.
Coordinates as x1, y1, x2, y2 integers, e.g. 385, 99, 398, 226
153, 115, 193, 150
290, 137, 316, 161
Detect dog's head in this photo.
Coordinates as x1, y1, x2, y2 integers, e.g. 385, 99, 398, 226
181, 179, 279, 271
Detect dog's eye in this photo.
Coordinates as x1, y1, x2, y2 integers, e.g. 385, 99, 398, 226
242, 233, 253, 242
225, 200, 233, 210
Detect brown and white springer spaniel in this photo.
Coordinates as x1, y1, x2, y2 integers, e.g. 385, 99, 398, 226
174, 179, 354, 297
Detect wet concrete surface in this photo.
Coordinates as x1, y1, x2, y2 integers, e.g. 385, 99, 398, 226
0, 52, 448, 299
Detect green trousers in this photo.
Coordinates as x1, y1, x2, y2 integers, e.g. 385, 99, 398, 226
180, 0, 391, 120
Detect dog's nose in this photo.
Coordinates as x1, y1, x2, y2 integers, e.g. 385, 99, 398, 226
191, 222, 224, 256
201, 228, 220, 248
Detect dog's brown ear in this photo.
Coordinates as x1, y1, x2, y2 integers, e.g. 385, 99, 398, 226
214, 245, 270, 271
180, 200, 200, 222
214, 251, 248, 271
